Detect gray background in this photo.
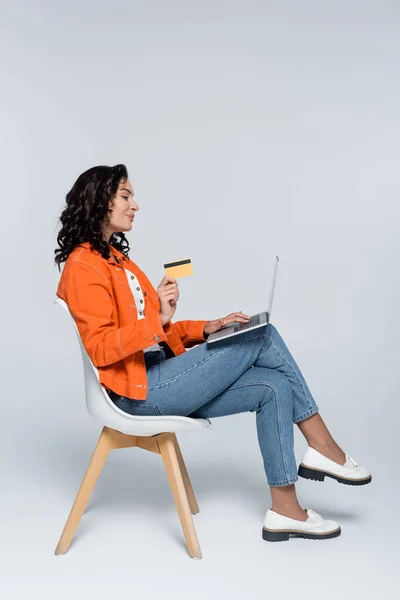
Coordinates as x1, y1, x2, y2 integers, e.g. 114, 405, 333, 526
1, 0, 399, 597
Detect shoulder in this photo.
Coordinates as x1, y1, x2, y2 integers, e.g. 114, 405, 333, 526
64, 243, 111, 283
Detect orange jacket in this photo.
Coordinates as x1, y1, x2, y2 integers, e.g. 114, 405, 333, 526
56, 241, 209, 399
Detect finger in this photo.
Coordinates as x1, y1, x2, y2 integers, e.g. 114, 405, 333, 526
160, 283, 178, 295
227, 314, 249, 322
161, 290, 179, 301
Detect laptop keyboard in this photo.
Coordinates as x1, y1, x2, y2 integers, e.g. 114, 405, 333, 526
234, 313, 262, 332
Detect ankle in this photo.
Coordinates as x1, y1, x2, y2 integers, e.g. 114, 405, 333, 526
271, 505, 308, 521
309, 441, 346, 464
308, 438, 335, 452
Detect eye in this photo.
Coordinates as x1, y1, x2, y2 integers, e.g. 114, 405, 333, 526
122, 196, 129, 200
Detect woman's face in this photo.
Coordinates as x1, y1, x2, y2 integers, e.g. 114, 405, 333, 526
102, 178, 139, 241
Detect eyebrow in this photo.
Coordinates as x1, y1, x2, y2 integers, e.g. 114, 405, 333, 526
120, 187, 134, 195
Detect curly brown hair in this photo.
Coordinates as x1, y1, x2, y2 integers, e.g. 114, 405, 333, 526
54, 164, 131, 271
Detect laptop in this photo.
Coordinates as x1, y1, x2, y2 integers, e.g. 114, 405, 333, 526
206, 255, 280, 344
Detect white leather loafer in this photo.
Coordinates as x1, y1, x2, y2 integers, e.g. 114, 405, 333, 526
298, 446, 372, 486
262, 508, 341, 542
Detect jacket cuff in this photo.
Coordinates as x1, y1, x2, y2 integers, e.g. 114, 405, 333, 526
162, 320, 173, 335
191, 319, 209, 341
148, 312, 169, 345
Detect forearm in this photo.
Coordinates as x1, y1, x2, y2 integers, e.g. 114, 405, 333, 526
162, 318, 209, 345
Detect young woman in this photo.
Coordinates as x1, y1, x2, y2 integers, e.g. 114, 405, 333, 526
54, 164, 371, 543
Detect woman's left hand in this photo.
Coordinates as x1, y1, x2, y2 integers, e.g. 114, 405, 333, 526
203, 311, 250, 337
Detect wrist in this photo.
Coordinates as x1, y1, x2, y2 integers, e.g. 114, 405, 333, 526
160, 314, 171, 327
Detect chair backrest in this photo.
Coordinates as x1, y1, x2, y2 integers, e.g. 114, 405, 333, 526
54, 297, 128, 423
54, 296, 213, 436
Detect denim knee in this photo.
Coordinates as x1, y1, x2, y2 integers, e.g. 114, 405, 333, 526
267, 322, 279, 338
250, 370, 293, 412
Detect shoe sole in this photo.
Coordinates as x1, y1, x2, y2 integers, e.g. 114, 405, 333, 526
298, 464, 372, 486
262, 526, 341, 542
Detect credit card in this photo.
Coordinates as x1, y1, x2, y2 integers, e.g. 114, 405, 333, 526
164, 258, 193, 278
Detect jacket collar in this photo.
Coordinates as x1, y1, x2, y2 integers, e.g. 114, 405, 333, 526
107, 244, 128, 266
78, 241, 129, 267
77, 241, 146, 291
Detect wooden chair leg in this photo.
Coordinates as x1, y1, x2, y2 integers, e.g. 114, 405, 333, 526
158, 433, 202, 559
55, 426, 113, 555
171, 433, 199, 515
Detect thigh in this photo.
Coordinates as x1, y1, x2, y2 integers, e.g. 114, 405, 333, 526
145, 325, 274, 416
186, 366, 292, 419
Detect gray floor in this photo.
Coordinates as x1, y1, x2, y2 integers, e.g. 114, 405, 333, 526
2, 411, 397, 600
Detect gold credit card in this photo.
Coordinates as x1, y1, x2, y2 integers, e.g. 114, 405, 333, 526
164, 258, 193, 278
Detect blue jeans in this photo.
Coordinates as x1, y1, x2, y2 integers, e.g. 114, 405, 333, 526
108, 323, 319, 487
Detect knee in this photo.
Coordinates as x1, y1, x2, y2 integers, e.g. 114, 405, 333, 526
252, 370, 293, 411
267, 375, 292, 405
267, 323, 279, 338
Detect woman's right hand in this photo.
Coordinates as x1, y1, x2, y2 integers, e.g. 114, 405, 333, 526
157, 275, 179, 326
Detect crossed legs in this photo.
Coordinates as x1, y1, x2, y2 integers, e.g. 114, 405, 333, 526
271, 412, 346, 521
